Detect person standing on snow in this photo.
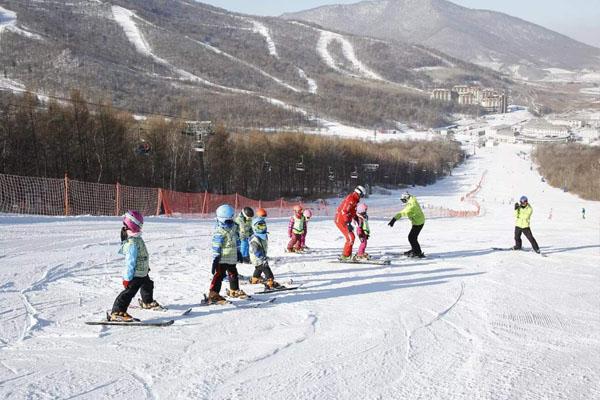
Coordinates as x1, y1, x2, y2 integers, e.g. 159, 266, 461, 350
235, 207, 254, 263
355, 203, 371, 260
287, 205, 306, 253
111, 210, 162, 322
335, 185, 366, 260
248, 216, 281, 289
513, 195, 540, 254
299, 209, 312, 251
388, 192, 426, 258
208, 204, 247, 304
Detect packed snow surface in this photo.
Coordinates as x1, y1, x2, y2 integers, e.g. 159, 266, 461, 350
1, 144, 599, 399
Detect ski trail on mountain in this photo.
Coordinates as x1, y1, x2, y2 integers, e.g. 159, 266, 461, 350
184, 35, 302, 93
317, 30, 383, 81
0, 5, 42, 41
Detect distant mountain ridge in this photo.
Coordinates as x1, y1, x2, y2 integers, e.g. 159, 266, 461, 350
282, 0, 600, 80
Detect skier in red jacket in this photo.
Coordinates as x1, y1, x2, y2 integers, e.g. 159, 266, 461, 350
335, 185, 366, 260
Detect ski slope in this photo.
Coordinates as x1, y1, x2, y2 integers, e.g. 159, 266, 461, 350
0, 144, 599, 399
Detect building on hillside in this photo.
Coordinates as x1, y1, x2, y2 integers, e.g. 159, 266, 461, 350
430, 85, 507, 113
481, 93, 508, 114
485, 124, 517, 143
519, 119, 570, 143
431, 89, 457, 102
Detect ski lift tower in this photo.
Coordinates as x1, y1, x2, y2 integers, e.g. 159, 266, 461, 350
362, 163, 379, 195
182, 121, 214, 190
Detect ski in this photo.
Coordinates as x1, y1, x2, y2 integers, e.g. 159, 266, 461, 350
492, 247, 547, 257
85, 312, 174, 326
331, 258, 391, 265
85, 319, 174, 327
253, 285, 302, 295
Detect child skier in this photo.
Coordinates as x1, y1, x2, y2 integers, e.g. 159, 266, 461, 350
513, 195, 541, 253
208, 204, 247, 304
287, 205, 306, 252
354, 203, 370, 260
235, 207, 254, 263
299, 209, 312, 250
248, 216, 281, 288
110, 210, 162, 322
388, 192, 426, 258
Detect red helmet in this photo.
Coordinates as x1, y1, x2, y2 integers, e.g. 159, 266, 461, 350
293, 205, 303, 214
256, 208, 267, 217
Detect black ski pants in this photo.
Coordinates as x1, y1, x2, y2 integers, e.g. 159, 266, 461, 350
408, 224, 424, 255
210, 263, 239, 293
514, 227, 539, 252
252, 262, 274, 281
112, 275, 154, 313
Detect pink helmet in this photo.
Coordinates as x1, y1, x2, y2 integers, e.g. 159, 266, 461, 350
123, 210, 144, 233
357, 203, 368, 214
303, 209, 313, 219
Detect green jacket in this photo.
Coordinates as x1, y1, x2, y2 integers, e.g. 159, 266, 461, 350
394, 196, 425, 226
235, 213, 253, 240
515, 204, 533, 228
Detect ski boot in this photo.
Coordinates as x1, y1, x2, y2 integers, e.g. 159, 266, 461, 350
354, 253, 370, 260
403, 249, 414, 257
249, 276, 264, 284
410, 252, 426, 259
338, 255, 352, 261
226, 288, 249, 299
265, 279, 281, 289
109, 311, 135, 322
207, 290, 228, 305
138, 299, 164, 310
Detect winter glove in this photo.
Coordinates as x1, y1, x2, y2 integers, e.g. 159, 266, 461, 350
211, 256, 220, 274
122, 280, 130, 289
347, 223, 353, 233
120, 227, 128, 242
388, 217, 396, 227
514, 203, 519, 210
237, 251, 243, 263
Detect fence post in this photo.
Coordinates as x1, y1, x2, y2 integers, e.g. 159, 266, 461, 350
279, 198, 284, 217
234, 193, 239, 211
156, 188, 162, 216
115, 182, 120, 216
202, 191, 208, 215
64, 173, 70, 216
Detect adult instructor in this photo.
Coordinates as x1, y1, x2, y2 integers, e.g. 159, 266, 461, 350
388, 192, 426, 258
335, 185, 366, 260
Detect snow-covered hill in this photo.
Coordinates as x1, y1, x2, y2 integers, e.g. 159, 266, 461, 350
1, 143, 598, 399
282, 0, 600, 81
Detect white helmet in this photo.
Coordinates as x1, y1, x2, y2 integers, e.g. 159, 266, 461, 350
400, 192, 411, 203
354, 185, 366, 198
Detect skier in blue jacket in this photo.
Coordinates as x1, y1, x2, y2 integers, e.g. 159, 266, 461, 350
111, 211, 161, 322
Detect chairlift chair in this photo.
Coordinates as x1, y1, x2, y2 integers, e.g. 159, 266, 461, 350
192, 140, 205, 152
295, 155, 305, 172
328, 166, 335, 182
134, 140, 151, 156
350, 166, 359, 180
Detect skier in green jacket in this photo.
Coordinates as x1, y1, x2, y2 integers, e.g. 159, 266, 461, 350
513, 195, 540, 253
388, 192, 426, 258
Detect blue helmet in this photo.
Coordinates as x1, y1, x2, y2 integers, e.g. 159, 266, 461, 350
216, 204, 235, 224
252, 217, 267, 235
519, 195, 528, 204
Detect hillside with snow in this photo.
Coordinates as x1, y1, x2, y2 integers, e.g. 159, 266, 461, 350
0, 0, 512, 130
1, 143, 599, 399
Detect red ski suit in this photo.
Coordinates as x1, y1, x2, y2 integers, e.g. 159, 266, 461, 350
335, 192, 360, 257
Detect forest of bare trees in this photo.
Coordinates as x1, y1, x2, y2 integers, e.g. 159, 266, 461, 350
0, 91, 464, 199
533, 144, 600, 201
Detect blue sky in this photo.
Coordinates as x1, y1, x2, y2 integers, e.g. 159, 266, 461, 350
198, 0, 600, 47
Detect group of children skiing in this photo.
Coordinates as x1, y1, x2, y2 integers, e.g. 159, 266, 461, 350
109, 185, 540, 322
